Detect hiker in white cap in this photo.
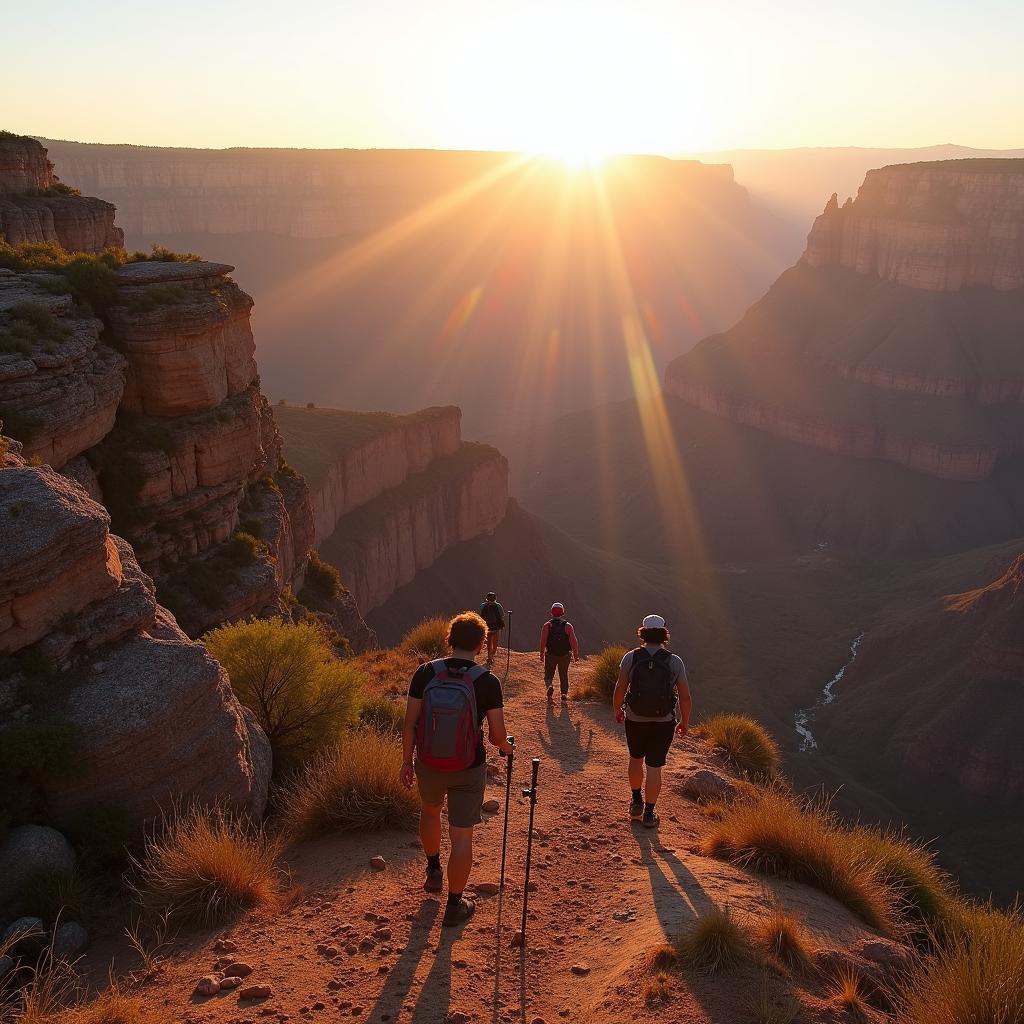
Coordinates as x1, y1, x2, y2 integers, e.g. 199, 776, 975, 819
612, 614, 691, 827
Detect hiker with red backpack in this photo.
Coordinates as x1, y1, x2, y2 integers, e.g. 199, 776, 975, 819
539, 602, 579, 701
400, 611, 513, 927
612, 614, 692, 828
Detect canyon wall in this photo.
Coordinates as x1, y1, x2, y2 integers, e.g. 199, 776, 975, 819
666, 159, 1024, 482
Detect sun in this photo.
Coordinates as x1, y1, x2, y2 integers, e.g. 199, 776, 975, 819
545, 144, 611, 171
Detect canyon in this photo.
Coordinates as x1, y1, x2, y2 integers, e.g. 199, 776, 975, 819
275, 404, 509, 613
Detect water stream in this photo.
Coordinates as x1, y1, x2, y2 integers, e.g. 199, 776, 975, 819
794, 632, 864, 753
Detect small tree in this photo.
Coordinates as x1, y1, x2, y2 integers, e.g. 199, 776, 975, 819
204, 617, 365, 774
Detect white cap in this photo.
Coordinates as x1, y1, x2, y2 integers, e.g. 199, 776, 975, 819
551, 602, 565, 616
642, 614, 666, 629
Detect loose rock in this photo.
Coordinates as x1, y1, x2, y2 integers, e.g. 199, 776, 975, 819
239, 985, 273, 1000
369, 856, 387, 871
53, 921, 89, 959
224, 962, 254, 978
679, 769, 738, 803
219, 975, 243, 990
195, 976, 221, 997
570, 964, 590, 976
482, 799, 500, 813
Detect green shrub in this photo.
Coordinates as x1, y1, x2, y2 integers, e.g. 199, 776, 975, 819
674, 908, 750, 974
359, 694, 405, 734
223, 531, 264, 567
0, 240, 123, 314
129, 803, 281, 927
303, 550, 343, 601
281, 731, 419, 837
402, 617, 449, 659
583, 644, 628, 701
125, 244, 203, 263
0, 301, 71, 354
204, 617, 365, 774
697, 714, 781, 781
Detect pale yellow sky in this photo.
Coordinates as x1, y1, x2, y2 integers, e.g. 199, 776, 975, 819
4, 0, 1024, 154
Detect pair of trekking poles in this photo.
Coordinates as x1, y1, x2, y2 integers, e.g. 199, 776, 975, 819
497, 735, 541, 948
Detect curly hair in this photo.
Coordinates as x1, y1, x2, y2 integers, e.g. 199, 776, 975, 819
638, 626, 670, 645
447, 611, 488, 651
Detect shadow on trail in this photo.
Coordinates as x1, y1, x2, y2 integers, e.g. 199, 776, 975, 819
366, 898, 438, 1023
537, 700, 593, 773
633, 829, 714, 934
411, 919, 456, 1024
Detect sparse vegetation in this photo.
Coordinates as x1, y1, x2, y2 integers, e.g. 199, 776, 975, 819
125, 244, 203, 263
204, 617, 365, 774
401, 617, 450, 659
281, 731, 419, 837
302, 550, 344, 602
753, 906, 814, 972
580, 644, 628, 701
0, 301, 71, 354
747, 975, 801, 1024
21, 981, 175, 1024
129, 803, 281, 927
0, 240, 123, 314
702, 789, 903, 935
674, 907, 750, 974
124, 284, 187, 314
17, 869, 90, 926
696, 713, 781, 781
642, 972, 672, 1007
358, 694, 405, 734
830, 967, 870, 1018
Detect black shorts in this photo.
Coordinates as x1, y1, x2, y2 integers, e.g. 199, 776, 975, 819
624, 719, 675, 767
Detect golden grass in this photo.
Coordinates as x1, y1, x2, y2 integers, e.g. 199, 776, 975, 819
129, 804, 281, 927
647, 943, 680, 971
696, 714, 781, 781
351, 646, 421, 697
401, 617, 450, 660
754, 906, 814, 973
578, 645, 628, 701
281, 730, 419, 838
897, 907, 1024, 1024
19, 982, 173, 1024
642, 972, 673, 1007
702, 789, 898, 935
674, 907, 751, 975
831, 967, 869, 1018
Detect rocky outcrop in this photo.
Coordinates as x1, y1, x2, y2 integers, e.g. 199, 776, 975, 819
319, 443, 509, 612
275, 405, 461, 541
806, 161, 1024, 291
0, 452, 269, 826
0, 136, 122, 252
666, 159, 1024, 482
0, 273, 125, 469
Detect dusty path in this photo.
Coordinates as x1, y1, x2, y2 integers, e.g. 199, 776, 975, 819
142, 651, 884, 1024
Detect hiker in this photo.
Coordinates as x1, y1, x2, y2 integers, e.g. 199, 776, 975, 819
612, 614, 691, 828
539, 602, 579, 701
479, 591, 506, 667
400, 611, 514, 926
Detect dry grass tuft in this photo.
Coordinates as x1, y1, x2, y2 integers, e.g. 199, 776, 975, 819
281, 730, 419, 838
401, 617, 450, 660
20, 983, 173, 1024
642, 972, 673, 1007
578, 645, 628, 701
831, 967, 869, 1018
351, 647, 421, 697
754, 906, 814, 973
702, 789, 897, 935
129, 804, 281, 927
896, 906, 1024, 1024
747, 974, 801, 1024
674, 907, 750, 975
696, 714, 781, 781
647, 943, 679, 971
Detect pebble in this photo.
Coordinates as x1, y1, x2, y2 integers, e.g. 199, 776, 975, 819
369, 856, 387, 871
511, 930, 525, 948
482, 799, 501, 813
570, 965, 590, 976
219, 976, 243, 990
327, 981, 342, 991
224, 962, 254, 977
214, 938, 238, 953
195, 976, 221, 997
240, 985, 273, 1000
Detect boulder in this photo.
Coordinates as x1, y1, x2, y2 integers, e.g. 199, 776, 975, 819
0, 826, 76, 916
2, 917, 45, 955
52, 921, 89, 959
678, 768, 738, 803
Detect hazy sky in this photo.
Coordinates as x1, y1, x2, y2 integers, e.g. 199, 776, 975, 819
5, 0, 1023, 154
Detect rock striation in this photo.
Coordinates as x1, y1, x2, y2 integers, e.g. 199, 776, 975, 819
666, 159, 1024, 481
0, 450, 269, 827
0, 136, 122, 252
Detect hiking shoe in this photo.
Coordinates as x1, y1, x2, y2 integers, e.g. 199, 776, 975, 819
442, 896, 476, 927
628, 797, 644, 821
642, 808, 660, 828
424, 864, 443, 893
560, 689, 568, 702
546, 686, 554, 701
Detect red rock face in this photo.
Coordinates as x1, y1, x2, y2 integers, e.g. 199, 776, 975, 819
666, 159, 1024, 482
0, 135, 54, 194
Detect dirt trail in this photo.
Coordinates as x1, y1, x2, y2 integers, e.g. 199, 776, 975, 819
141, 651, 884, 1024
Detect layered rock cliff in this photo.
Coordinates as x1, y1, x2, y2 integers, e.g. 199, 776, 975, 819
0, 442, 269, 828
276, 406, 508, 614
666, 159, 1024, 482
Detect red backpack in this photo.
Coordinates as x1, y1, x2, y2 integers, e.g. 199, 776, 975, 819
416, 660, 486, 772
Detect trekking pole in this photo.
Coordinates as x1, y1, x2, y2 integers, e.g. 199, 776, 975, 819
499, 736, 515, 891
505, 609, 512, 681
519, 758, 541, 947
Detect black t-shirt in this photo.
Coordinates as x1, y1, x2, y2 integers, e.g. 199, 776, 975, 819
408, 658, 504, 767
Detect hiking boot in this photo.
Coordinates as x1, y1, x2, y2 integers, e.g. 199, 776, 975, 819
642, 807, 660, 828
442, 896, 476, 927
560, 688, 568, 702
546, 685, 554, 701
628, 797, 644, 821
424, 864, 443, 893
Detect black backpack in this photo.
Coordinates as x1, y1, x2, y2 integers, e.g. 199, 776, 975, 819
546, 618, 572, 656
626, 648, 676, 717
480, 601, 503, 629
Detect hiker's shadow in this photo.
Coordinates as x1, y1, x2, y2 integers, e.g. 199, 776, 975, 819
365, 899, 438, 1023
411, 916, 457, 1024
632, 829, 714, 935
537, 700, 593, 773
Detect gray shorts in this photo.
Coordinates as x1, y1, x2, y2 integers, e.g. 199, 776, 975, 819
415, 761, 486, 828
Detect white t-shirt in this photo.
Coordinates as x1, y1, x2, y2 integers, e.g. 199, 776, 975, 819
620, 645, 687, 723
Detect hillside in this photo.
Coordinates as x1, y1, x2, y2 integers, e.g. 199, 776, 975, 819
35, 140, 796, 434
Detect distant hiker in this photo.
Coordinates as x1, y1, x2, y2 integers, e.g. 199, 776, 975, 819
479, 591, 506, 668
401, 611, 514, 926
539, 602, 579, 702
613, 614, 691, 828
